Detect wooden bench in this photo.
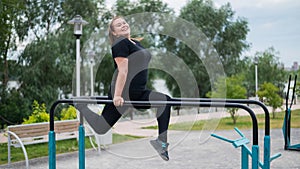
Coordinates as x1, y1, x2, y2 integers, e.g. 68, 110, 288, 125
7, 120, 79, 169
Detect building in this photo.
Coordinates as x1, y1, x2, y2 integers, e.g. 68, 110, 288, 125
292, 61, 299, 71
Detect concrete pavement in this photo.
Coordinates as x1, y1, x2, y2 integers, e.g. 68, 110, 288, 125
1, 129, 300, 169
1, 103, 300, 169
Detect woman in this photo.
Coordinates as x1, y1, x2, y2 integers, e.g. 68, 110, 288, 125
76, 16, 171, 161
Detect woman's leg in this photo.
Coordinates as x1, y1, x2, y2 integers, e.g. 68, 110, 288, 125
135, 90, 171, 142
75, 103, 124, 135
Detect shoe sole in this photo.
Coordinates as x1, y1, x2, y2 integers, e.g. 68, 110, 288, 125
150, 140, 169, 161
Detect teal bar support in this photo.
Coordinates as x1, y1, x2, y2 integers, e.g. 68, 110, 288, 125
79, 125, 85, 169
264, 136, 270, 169
252, 145, 259, 169
48, 131, 56, 169
241, 146, 249, 169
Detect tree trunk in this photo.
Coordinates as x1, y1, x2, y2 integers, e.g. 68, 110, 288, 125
2, 34, 11, 90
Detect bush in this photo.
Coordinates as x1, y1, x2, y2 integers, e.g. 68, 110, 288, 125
60, 106, 77, 120
23, 100, 49, 124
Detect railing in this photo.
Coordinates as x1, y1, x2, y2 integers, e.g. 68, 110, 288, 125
75, 96, 274, 168
49, 98, 260, 169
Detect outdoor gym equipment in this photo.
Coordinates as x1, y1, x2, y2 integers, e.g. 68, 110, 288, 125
77, 96, 279, 169
211, 128, 281, 169
282, 75, 299, 151
48, 97, 278, 169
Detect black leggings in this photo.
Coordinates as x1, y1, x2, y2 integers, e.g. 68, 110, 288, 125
76, 90, 171, 142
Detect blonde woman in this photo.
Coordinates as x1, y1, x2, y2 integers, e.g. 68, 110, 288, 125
76, 16, 171, 161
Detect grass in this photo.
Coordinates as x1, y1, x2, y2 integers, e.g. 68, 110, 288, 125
0, 133, 143, 165
144, 109, 300, 131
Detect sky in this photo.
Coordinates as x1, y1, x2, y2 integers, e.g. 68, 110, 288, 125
106, 0, 300, 67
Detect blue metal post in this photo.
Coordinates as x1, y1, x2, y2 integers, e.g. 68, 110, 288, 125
252, 145, 259, 169
79, 124, 85, 169
263, 136, 271, 169
241, 146, 249, 169
48, 131, 56, 169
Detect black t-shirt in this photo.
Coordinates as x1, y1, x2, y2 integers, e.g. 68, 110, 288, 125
111, 37, 151, 94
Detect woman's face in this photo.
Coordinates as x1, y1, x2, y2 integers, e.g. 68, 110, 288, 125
112, 18, 130, 38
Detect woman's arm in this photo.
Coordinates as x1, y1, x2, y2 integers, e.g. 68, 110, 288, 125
113, 57, 128, 106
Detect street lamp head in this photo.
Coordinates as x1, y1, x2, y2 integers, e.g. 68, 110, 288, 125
254, 57, 258, 65
67, 15, 88, 36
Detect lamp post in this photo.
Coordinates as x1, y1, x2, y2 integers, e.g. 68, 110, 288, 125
254, 57, 258, 101
88, 52, 95, 96
68, 15, 88, 169
68, 15, 88, 97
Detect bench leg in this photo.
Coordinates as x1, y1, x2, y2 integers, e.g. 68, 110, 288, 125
7, 131, 29, 169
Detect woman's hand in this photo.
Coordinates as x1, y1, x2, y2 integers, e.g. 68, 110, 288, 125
113, 96, 124, 107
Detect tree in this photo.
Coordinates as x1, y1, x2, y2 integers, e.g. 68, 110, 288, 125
164, 0, 249, 98
0, 0, 26, 90
257, 82, 283, 118
0, 89, 29, 128
254, 48, 286, 94
16, 0, 105, 115
0, 1, 30, 129
1, 0, 176, 128
207, 75, 247, 124
239, 47, 287, 98
93, 0, 174, 96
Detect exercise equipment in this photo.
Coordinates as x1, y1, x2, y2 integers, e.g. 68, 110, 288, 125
76, 96, 278, 168
48, 97, 280, 169
282, 75, 299, 151
211, 128, 281, 169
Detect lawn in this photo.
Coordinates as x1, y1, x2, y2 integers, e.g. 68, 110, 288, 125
0, 133, 143, 165
144, 109, 300, 131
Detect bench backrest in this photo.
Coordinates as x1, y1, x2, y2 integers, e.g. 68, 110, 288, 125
7, 120, 79, 139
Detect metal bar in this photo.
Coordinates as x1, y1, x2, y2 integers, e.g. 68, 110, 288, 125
74, 96, 270, 135
48, 131, 56, 169
285, 75, 292, 150
288, 75, 297, 146
50, 99, 259, 144
49, 98, 259, 169
290, 75, 297, 109
173, 97, 270, 136
79, 125, 85, 169
210, 133, 234, 143
252, 145, 259, 169
74, 96, 272, 166
241, 146, 249, 169
263, 136, 270, 169
286, 75, 291, 109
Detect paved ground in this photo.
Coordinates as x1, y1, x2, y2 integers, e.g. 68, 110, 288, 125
1, 129, 300, 169
1, 104, 300, 169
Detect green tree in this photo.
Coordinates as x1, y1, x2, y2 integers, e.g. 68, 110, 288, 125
257, 82, 283, 118
207, 75, 247, 124
0, 89, 29, 128
164, 0, 249, 98
255, 48, 286, 92
93, 0, 174, 96
240, 47, 287, 98
16, 0, 105, 115
0, 0, 26, 90
0, 1, 30, 129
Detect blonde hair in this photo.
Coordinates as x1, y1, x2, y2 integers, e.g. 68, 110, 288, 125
108, 16, 143, 46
